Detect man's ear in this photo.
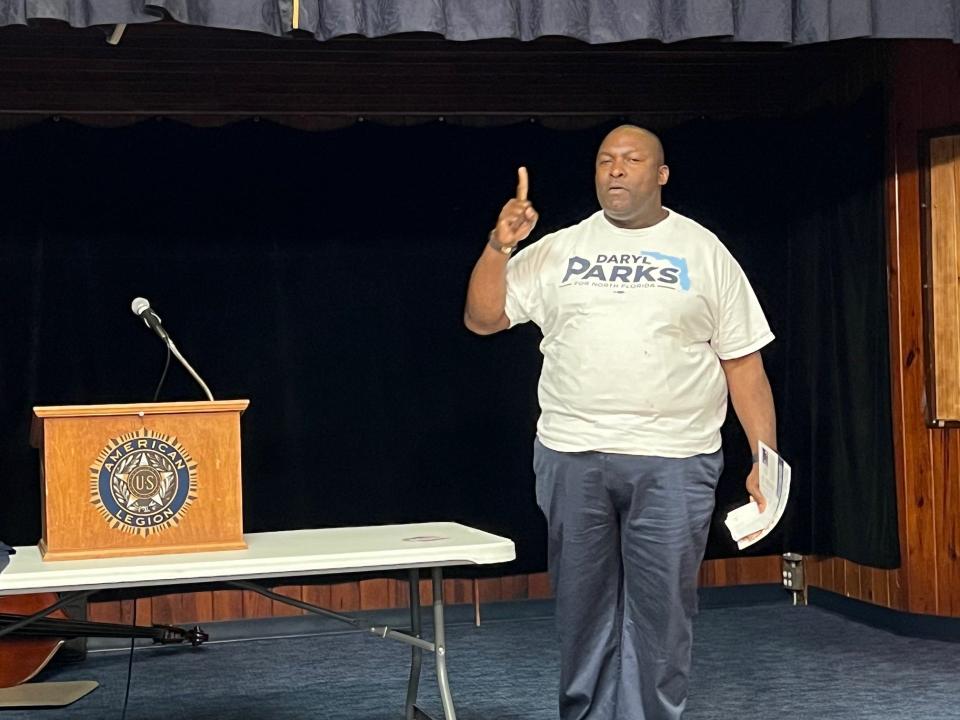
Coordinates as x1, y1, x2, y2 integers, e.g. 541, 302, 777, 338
658, 164, 670, 186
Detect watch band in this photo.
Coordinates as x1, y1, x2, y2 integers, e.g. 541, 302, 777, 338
488, 230, 515, 255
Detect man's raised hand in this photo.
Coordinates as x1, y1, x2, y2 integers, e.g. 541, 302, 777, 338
492, 167, 539, 251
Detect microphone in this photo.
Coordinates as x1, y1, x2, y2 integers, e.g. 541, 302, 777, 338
130, 296, 214, 402
131, 297, 168, 341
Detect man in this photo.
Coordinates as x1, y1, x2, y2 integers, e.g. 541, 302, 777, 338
464, 126, 777, 720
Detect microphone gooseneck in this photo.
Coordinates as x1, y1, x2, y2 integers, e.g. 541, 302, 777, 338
130, 297, 214, 402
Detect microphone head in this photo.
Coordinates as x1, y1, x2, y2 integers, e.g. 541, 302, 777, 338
131, 297, 151, 317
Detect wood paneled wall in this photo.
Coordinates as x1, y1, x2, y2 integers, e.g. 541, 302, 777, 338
808, 41, 960, 618
88, 557, 782, 626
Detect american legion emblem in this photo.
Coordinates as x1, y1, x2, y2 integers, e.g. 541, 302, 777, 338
89, 429, 197, 536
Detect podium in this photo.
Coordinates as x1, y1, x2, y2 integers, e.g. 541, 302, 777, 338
30, 400, 249, 561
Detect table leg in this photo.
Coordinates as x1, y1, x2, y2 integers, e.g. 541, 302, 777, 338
432, 567, 457, 720
405, 569, 423, 720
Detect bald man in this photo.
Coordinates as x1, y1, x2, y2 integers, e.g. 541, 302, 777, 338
465, 126, 777, 720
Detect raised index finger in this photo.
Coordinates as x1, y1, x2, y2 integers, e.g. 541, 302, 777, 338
516, 166, 528, 202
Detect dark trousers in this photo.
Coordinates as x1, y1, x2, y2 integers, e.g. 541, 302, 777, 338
533, 439, 723, 720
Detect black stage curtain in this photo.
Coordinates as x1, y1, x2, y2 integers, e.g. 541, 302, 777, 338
0, 96, 898, 573
1, 1, 958, 44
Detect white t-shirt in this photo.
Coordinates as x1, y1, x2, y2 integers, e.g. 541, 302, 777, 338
504, 209, 774, 457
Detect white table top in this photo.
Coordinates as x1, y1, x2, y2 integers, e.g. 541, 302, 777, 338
0, 522, 516, 595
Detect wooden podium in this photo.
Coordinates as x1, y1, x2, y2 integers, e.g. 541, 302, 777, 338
30, 400, 249, 561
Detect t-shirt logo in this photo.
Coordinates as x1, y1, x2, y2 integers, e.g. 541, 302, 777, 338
561, 252, 690, 291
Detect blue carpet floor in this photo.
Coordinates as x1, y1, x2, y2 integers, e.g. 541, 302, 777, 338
4, 598, 959, 719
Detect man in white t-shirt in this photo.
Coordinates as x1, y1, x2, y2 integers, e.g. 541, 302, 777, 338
464, 126, 777, 720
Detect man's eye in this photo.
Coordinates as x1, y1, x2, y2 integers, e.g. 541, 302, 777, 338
598, 159, 612, 165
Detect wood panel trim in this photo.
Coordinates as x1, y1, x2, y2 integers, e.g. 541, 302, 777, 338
88, 558, 784, 625
921, 130, 960, 424
0, 27, 881, 122
889, 41, 940, 615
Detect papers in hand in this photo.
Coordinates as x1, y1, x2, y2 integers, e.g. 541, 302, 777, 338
724, 442, 791, 550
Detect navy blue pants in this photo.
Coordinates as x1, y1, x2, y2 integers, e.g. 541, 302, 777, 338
533, 439, 723, 720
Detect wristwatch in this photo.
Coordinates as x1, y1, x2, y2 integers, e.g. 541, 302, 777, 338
488, 230, 515, 255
